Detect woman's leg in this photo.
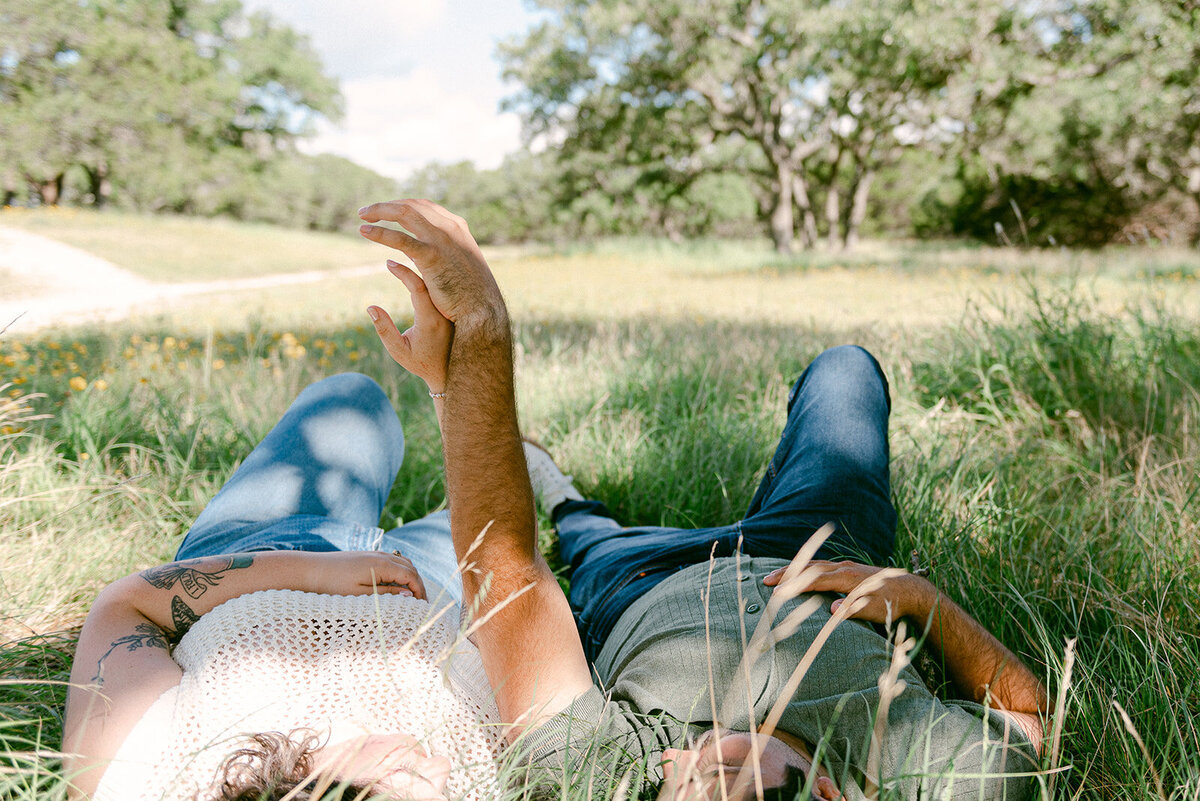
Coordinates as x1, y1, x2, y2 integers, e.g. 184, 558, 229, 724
175, 373, 405, 559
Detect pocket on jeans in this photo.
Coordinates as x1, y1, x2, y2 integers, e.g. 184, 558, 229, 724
582, 561, 677, 658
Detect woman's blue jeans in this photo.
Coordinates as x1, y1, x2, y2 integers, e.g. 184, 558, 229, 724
174, 372, 462, 605
556, 345, 898, 660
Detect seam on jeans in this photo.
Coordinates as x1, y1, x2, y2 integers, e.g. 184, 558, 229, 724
367, 526, 385, 550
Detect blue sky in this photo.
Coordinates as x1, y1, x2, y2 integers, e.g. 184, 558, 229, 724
241, 0, 542, 179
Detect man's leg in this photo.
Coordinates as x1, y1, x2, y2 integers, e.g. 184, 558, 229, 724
554, 501, 736, 659
739, 344, 897, 565
175, 372, 405, 559
526, 442, 737, 660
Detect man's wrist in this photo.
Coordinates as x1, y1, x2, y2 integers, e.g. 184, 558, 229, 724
907, 575, 941, 628
451, 304, 511, 345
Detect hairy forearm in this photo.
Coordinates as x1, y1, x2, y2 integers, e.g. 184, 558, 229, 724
437, 317, 594, 728
441, 315, 541, 598
917, 588, 1048, 717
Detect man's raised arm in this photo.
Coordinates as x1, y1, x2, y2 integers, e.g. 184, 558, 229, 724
359, 200, 593, 733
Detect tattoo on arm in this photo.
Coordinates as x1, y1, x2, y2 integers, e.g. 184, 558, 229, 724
90, 623, 169, 684
85, 556, 255, 687
167, 595, 200, 643
141, 554, 254, 598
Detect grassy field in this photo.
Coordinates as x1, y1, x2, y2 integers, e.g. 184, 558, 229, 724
1, 211, 1199, 799
0, 207, 381, 282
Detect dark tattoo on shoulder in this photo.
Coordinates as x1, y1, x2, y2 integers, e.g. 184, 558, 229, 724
141, 554, 255, 599
90, 623, 169, 685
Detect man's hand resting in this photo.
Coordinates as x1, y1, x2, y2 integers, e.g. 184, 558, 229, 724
765, 558, 1048, 752
764, 559, 937, 627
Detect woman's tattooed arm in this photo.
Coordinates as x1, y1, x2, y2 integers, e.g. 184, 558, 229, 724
66, 549, 422, 794
89, 623, 168, 683
141, 555, 254, 600
86, 556, 255, 685
137, 555, 252, 641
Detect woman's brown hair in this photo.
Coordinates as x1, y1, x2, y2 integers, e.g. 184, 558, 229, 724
206, 729, 378, 801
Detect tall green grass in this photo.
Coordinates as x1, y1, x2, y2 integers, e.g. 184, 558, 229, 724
1, 279, 1197, 798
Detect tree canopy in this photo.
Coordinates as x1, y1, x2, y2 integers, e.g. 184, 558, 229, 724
0, 0, 392, 231
501, 0, 1200, 249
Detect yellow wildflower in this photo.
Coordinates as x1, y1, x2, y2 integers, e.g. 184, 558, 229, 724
69, 376, 87, 391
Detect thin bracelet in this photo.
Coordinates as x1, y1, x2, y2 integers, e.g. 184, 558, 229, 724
428, 390, 447, 399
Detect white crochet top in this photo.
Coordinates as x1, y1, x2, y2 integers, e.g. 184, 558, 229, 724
93, 589, 503, 801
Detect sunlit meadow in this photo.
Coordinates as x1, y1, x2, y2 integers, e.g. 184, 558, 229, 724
1, 211, 1199, 799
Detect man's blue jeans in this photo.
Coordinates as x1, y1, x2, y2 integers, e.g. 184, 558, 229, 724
556, 345, 898, 661
174, 372, 462, 605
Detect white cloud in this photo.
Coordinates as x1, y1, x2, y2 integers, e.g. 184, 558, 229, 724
241, 0, 449, 79
240, 0, 537, 177
300, 70, 524, 179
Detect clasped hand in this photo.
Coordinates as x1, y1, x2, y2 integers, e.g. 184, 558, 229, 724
359, 199, 508, 392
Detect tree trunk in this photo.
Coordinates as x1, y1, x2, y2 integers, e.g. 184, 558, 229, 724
769, 162, 795, 254
791, 174, 819, 249
86, 164, 112, 208
843, 169, 875, 251
1188, 165, 1200, 248
824, 184, 841, 251
38, 174, 64, 206
824, 148, 843, 250
1189, 191, 1200, 248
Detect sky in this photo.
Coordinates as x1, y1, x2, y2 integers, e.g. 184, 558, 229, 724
240, 0, 542, 180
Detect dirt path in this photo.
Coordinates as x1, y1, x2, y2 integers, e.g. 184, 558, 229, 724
0, 226, 379, 334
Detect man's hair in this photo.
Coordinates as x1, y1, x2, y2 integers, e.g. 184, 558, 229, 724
758, 762, 807, 801
205, 729, 377, 801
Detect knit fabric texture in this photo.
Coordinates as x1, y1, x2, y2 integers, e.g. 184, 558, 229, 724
93, 589, 503, 801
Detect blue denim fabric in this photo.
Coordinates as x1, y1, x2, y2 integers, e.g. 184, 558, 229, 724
174, 373, 462, 605
556, 345, 898, 661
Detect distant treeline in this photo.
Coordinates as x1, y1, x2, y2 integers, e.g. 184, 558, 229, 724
0, 0, 395, 232
4, 0, 1198, 247
485, 0, 1200, 250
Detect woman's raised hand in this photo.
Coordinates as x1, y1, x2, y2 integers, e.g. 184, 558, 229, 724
366, 258, 453, 395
